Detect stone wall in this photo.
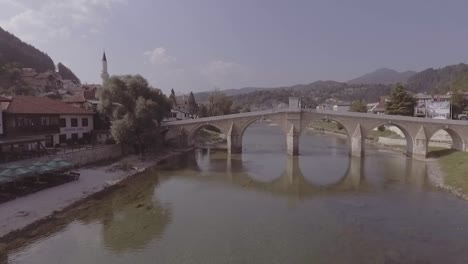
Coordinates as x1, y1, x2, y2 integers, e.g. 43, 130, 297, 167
384, 125, 452, 142
1, 144, 122, 168
377, 137, 452, 149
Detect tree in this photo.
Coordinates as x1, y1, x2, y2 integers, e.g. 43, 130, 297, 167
187, 91, 199, 115
97, 75, 171, 152
385, 84, 416, 116
350, 100, 368, 113
169, 89, 177, 107
451, 90, 466, 118
198, 104, 209, 117
57, 62, 81, 83
207, 90, 234, 116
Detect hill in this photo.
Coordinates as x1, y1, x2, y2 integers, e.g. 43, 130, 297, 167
406, 63, 468, 94
230, 81, 391, 111
0, 27, 81, 96
348, 68, 417, 85
0, 27, 55, 72
191, 87, 267, 104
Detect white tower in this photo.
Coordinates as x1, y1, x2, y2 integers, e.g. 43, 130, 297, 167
101, 51, 109, 84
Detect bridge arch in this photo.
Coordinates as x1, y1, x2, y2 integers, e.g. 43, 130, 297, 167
365, 122, 414, 157
427, 127, 465, 153
187, 123, 225, 146
238, 117, 286, 153
239, 115, 287, 139
301, 116, 352, 139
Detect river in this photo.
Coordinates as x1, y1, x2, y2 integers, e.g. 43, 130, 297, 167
4, 122, 468, 263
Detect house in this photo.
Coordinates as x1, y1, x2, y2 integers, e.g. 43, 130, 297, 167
62, 79, 82, 93
63, 85, 99, 111
367, 96, 388, 114
316, 104, 333, 110
1, 96, 94, 148
164, 102, 198, 122
414, 93, 451, 119
332, 102, 351, 112
164, 108, 197, 121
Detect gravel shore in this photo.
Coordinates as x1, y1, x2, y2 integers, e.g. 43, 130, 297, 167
0, 148, 192, 239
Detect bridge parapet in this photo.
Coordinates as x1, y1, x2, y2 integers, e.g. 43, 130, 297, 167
163, 108, 468, 158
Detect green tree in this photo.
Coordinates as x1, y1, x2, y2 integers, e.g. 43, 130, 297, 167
451, 90, 466, 118
57, 62, 81, 83
169, 88, 177, 107
350, 100, 368, 113
385, 84, 416, 116
97, 75, 171, 152
187, 91, 199, 115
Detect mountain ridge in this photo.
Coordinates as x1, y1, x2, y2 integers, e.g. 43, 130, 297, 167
347, 68, 417, 85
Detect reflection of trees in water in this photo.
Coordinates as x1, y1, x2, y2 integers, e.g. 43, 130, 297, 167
76, 170, 172, 252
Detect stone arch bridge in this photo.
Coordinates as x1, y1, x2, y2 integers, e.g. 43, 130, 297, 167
163, 105, 468, 158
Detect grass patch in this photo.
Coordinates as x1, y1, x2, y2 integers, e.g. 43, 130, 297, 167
308, 120, 347, 135
439, 151, 468, 193
367, 129, 402, 139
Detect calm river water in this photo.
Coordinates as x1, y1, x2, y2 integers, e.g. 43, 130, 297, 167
5, 123, 468, 263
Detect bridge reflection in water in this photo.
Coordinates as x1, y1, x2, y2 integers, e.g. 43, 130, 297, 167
162, 148, 429, 199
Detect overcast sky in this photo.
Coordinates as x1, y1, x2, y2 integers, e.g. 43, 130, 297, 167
1, 0, 468, 94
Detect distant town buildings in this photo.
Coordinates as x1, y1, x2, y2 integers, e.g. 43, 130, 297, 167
20, 68, 63, 94
316, 100, 351, 112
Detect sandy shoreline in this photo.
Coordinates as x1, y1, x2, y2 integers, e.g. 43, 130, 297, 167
0, 148, 193, 239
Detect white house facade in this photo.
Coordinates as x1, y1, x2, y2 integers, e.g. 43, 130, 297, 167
57, 114, 94, 145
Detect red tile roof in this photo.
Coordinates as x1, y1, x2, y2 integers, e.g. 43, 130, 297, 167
6, 96, 94, 115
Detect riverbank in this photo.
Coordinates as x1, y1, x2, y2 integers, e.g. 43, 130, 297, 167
427, 151, 468, 200
0, 148, 193, 240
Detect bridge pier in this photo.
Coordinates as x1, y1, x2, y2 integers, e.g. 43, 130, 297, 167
286, 126, 299, 155
350, 125, 364, 157
177, 128, 188, 148
412, 126, 428, 158
227, 134, 242, 154
227, 122, 242, 154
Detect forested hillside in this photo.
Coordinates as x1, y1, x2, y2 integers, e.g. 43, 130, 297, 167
0, 27, 81, 95
406, 63, 468, 94
0, 27, 55, 72
194, 63, 468, 111
230, 81, 391, 110
348, 68, 416, 85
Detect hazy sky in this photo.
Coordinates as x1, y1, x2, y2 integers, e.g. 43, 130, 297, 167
1, 0, 468, 94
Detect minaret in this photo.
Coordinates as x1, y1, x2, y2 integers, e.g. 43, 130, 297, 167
101, 51, 109, 84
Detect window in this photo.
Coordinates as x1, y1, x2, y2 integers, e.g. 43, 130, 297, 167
41, 116, 49, 126
59, 134, 67, 144
71, 133, 78, 141
83, 132, 90, 143
50, 116, 59, 125
45, 135, 53, 148
82, 118, 88, 127
71, 118, 78, 127
60, 118, 66, 128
